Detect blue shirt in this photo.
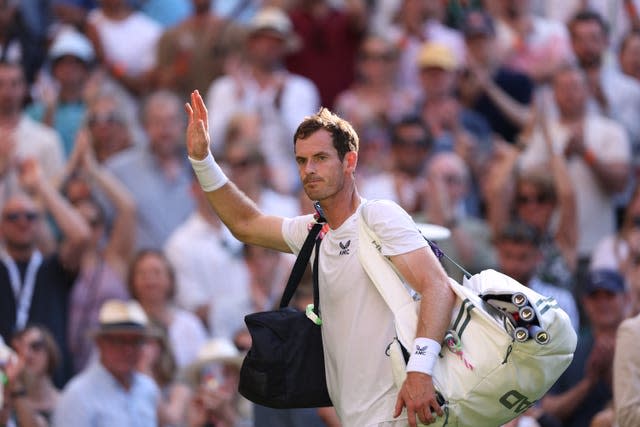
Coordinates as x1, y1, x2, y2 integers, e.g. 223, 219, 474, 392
53, 361, 159, 427
105, 147, 195, 251
26, 101, 86, 158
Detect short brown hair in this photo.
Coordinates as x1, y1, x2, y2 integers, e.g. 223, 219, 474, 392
293, 108, 359, 160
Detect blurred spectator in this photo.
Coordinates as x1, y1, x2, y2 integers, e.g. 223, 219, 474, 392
619, 30, 640, 83
85, 0, 162, 95
0, 61, 65, 182
591, 183, 640, 314
0, 335, 41, 427
614, 306, 640, 427
106, 90, 195, 250
222, 138, 300, 217
164, 171, 249, 329
26, 28, 95, 158
542, 269, 630, 427
10, 325, 61, 426
51, 1, 98, 31
208, 243, 293, 342
493, 219, 580, 331
359, 116, 432, 215
52, 299, 160, 427
206, 6, 320, 194
0, 0, 47, 85
490, 0, 572, 83
531, 0, 640, 50
84, 90, 135, 163
184, 338, 252, 427
415, 151, 497, 283
62, 130, 135, 374
334, 34, 416, 149
458, 10, 534, 144
568, 10, 640, 156
0, 160, 90, 386
155, 0, 246, 100
128, 249, 207, 368
381, 0, 466, 92
137, 321, 191, 427
415, 41, 493, 216
518, 65, 631, 281
285, 0, 367, 107
486, 111, 578, 292
139, 0, 191, 28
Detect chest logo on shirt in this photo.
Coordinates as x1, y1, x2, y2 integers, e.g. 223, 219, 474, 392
339, 240, 351, 256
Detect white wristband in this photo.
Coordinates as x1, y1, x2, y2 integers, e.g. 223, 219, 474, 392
188, 152, 228, 192
406, 337, 441, 376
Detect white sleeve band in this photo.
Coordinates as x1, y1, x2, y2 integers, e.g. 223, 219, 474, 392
188, 152, 228, 192
406, 337, 441, 376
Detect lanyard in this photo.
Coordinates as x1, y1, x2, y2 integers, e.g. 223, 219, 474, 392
1, 250, 43, 330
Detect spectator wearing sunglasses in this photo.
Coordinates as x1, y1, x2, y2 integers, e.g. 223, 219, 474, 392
0, 159, 91, 387
9, 325, 61, 427
486, 109, 578, 294
591, 183, 640, 315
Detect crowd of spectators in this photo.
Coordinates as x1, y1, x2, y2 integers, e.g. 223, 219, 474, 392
1, 0, 640, 426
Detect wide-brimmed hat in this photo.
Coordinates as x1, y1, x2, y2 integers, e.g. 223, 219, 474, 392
248, 7, 301, 52
417, 42, 457, 71
92, 300, 149, 337
183, 338, 245, 386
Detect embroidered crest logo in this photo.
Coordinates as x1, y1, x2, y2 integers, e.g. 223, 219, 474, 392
415, 344, 428, 355
339, 240, 351, 255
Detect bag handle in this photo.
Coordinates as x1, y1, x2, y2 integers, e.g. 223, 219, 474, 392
278, 203, 326, 314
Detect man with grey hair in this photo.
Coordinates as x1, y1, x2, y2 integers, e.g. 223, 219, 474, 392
106, 89, 195, 250
53, 299, 159, 427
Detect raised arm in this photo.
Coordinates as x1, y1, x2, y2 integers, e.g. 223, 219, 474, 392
390, 246, 456, 426
185, 90, 289, 253
78, 130, 137, 274
540, 112, 577, 272
18, 159, 90, 271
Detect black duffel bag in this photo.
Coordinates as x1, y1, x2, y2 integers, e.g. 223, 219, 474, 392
238, 219, 332, 408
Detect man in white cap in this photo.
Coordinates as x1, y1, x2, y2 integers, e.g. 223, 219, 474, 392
52, 299, 159, 427
205, 6, 320, 195
27, 27, 95, 157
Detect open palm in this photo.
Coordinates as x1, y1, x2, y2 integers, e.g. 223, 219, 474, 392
185, 90, 212, 161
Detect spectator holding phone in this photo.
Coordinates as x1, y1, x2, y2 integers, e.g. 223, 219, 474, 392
184, 338, 251, 427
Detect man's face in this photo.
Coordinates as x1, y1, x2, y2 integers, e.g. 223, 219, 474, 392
583, 290, 628, 330
553, 69, 587, 118
97, 332, 145, 380
0, 196, 40, 252
144, 100, 183, 157
295, 129, 353, 202
393, 123, 430, 177
419, 66, 456, 99
247, 31, 287, 68
571, 20, 607, 69
495, 240, 540, 285
0, 63, 26, 116
52, 55, 89, 88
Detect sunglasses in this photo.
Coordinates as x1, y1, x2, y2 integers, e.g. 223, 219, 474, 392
87, 111, 123, 127
3, 211, 40, 223
228, 157, 260, 169
27, 339, 46, 353
359, 51, 395, 62
515, 194, 553, 205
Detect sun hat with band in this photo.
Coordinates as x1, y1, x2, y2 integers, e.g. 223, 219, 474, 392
92, 300, 150, 337
182, 338, 244, 387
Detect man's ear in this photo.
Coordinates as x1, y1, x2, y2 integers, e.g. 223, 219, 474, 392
344, 151, 358, 173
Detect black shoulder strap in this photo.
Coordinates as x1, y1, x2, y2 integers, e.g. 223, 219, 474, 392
279, 202, 327, 310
